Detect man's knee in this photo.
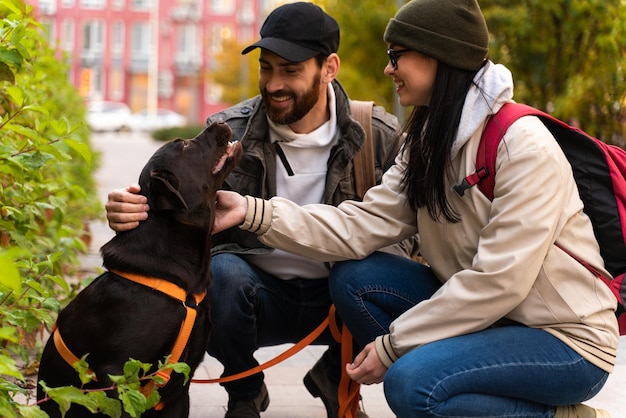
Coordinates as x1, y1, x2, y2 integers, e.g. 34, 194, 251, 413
211, 253, 256, 291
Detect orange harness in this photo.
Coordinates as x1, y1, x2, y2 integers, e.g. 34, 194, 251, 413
52, 269, 206, 411
53, 272, 360, 417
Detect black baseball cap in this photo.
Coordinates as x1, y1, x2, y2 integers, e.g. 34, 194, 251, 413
242, 2, 340, 62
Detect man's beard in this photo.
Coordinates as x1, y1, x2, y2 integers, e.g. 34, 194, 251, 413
262, 74, 321, 125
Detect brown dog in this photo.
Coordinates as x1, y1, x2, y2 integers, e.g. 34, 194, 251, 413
37, 121, 242, 417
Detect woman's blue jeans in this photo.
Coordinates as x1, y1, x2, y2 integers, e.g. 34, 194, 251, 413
329, 251, 609, 418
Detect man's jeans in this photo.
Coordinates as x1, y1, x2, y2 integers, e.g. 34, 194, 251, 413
207, 253, 339, 400
329, 251, 609, 417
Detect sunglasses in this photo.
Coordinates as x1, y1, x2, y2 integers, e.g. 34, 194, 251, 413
387, 48, 411, 70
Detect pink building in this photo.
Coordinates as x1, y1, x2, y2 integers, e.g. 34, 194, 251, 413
33, 0, 267, 124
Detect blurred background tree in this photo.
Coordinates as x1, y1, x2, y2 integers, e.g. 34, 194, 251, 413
209, 36, 259, 105
325, 0, 400, 111
481, 0, 626, 145
212, 0, 626, 145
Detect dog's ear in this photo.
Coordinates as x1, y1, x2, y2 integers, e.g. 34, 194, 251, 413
148, 169, 189, 211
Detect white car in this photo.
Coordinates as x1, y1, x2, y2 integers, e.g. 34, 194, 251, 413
128, 108, 188, 132
86, 101, 131, 132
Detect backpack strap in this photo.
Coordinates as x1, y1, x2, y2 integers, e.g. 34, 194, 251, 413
455, 103, 551, 199
350, 100, 376, 199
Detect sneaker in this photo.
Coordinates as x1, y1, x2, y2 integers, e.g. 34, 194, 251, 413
555, 404, 611, 418
224, 383, 270, 418
303, 359, 369, 418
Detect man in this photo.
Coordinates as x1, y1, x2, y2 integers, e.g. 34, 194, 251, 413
106, 3, 413, 417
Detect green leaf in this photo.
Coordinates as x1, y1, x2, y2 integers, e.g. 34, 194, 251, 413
22, 104, 49, 116
1, 0, 24, 15
44, 273, 70, 292
143, 388, 160, 411
122, 358, 151, 381
74, 354, 97, 385
0, 353, 22, 379
89, 391, 122, 418
49, 117, 70, 136
0, 247, 25, 292
4, 123, 38, 141
0, 327, 18, 343
5, 85, 24, 105
15, 404, 49, 418
0, 396, 18, 418
119, 387, 147, 418
64, 139, 92, 164
42, 296, 61, 312
164, 362, 191, 384
0, 61, 15, 84
44, 385, 97, 414
0, 47, 23, 70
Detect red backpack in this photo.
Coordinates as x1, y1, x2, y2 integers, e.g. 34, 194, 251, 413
460, 103, 626, 334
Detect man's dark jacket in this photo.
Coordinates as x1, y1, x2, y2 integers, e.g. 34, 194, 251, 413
208, 80, 413, 257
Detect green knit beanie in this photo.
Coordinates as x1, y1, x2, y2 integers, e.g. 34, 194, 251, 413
384, 0, 489, 71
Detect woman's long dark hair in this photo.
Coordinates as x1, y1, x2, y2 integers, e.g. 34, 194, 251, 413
401, 62, 482, 223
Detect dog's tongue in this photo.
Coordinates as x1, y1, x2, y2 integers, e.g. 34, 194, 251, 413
212, 142, 236, 174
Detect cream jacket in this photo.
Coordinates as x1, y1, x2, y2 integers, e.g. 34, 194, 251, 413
240, 62, 619, 372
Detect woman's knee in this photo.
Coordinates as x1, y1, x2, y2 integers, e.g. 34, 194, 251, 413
384, 360, 428, 416
328, 259, 359, 296
329, 252, 389, 292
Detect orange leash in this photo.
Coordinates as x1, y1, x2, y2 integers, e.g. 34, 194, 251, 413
191, 305, 362, 418
191, 316, 330, 384
330, 306, 361, 418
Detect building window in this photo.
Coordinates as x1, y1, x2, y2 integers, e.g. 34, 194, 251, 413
111, 0, 125, 10
176, 23, 202, 69
170, 0, 201, 22
80, 0, 105, 10
130, 22, 150, 70
61, 18, 75, 52
82, 20, 105, 62
111, 21, 124, 57
130, 0, 151, 11
210, 0, 234, 15
38, 0, 56, 15
131, 22, 150, 57
61, 0, 74, 8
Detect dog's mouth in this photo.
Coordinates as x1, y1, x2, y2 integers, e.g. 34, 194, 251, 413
212, 141, 242, 175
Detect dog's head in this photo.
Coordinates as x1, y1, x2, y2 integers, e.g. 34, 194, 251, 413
138, 120, 242, 228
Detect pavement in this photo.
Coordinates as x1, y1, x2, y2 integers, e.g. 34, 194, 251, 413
82, 131, 625, 417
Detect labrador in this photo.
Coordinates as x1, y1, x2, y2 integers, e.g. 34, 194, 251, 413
37, 120, 242, 417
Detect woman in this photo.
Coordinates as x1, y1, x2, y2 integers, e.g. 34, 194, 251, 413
213, 0, 619, 417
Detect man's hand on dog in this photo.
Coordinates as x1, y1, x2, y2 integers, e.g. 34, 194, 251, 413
106, 184, 150, 232
107, 187, 248, 235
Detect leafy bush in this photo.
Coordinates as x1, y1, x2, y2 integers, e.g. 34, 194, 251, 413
0, 0, 102, 415
1, 4, 196, 416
